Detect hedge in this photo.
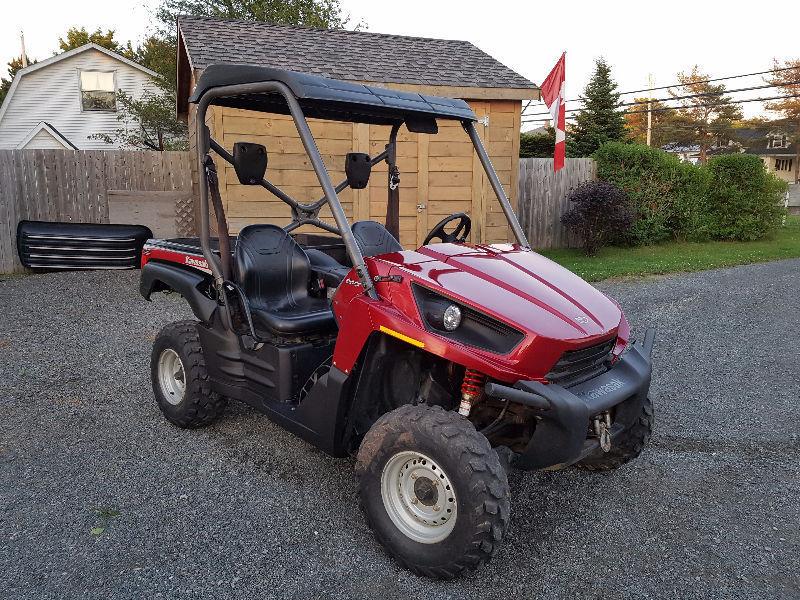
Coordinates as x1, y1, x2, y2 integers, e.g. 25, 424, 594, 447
593, 142, 787, 245
705, 154, 787, 241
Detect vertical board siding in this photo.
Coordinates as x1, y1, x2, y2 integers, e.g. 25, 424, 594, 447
209, 99, 517, 248
0, 150, 193, 273
517, 158, 597, 249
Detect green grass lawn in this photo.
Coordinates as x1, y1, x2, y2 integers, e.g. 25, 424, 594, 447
539, 216, 800, 282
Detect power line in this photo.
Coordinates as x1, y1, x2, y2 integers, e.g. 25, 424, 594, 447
522, 64, 800, 113
626, 92, 797, 115
521, 121, 786, 140
523, 79, 800, 119
521, 92, 800, 124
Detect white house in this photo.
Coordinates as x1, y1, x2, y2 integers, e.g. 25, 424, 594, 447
743, 131, 798, 184
0, 43, 158, 150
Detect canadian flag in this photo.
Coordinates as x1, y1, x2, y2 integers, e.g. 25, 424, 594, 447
540, 53, 566, 172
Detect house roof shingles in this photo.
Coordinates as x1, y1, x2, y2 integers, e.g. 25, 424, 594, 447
177, 15, 536, 90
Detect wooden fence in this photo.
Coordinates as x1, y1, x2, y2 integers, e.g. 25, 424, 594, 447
1, 151, 598, 273
517, 157, 597, 249
0, 150, 193, 273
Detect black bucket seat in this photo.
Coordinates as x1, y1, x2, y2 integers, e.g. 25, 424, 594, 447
234, 224, 336, 335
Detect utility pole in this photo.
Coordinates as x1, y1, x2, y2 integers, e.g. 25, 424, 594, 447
20, 31, 28, 67
646, 73, 654, 146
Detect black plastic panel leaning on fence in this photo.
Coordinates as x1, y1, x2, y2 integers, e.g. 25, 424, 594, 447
17, 220, 152, 271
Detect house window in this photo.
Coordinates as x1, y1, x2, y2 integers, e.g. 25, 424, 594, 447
775, 159, 793, 171
771, 134, 787, 149
80, 71, 116, 111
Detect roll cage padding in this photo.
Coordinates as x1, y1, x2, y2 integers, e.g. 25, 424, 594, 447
140, 261, 218, 322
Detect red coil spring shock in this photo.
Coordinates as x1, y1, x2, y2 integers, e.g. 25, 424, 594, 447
459, 369, 486, 416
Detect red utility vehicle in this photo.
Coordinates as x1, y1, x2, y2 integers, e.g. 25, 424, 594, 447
141, 65, 655, 579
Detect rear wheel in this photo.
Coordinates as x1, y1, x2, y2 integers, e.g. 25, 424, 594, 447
577, 396, 654, 471
150, 320, 227, 428
355, 404, 509, 579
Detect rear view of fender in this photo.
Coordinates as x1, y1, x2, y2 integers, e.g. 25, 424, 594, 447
140, 261, 218, 322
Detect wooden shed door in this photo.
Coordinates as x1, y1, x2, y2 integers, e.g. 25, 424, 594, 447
468, 102, 490, 244
416, 101, 489, 247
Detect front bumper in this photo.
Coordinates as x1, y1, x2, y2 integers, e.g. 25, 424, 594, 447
485, 328, 655, 470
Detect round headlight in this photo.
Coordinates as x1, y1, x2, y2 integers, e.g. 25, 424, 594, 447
442, 304, 462, 331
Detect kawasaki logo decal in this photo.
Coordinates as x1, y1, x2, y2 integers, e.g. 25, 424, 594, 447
184, 256, 209, 270
582, 377, 624, 400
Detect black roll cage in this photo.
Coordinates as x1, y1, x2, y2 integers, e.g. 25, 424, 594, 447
193, 79, 529, 301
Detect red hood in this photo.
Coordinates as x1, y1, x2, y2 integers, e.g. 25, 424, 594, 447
382, 243, 621, 343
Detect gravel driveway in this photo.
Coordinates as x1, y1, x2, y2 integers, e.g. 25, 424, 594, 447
1, 260, 798, 599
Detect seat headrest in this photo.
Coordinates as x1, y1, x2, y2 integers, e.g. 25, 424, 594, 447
237, 224, 290, 255
351, 221, 403, 257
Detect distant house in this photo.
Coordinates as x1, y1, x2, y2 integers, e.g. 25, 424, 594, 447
663, 139, 739, 165
663, 144, 702, 164
742, 130, 798, 183
0, 43, 158, 150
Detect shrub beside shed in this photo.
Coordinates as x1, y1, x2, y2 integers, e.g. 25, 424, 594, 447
176, 16, 539, 246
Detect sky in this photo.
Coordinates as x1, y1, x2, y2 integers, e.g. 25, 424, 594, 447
3, 0, 798, 128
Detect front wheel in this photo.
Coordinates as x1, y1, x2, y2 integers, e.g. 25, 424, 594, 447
150, 320, 227, 428
355, 404, 509, 579
577, 396, 654, 471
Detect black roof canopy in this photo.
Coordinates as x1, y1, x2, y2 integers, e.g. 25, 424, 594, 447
189, 64, 477, 125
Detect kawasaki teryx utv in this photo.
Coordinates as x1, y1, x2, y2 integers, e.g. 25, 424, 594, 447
140, 64, 655, 579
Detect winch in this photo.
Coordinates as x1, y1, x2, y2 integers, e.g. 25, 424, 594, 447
593, 412, 613, 453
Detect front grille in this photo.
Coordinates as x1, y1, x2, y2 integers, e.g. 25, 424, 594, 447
546, 337, 616, 387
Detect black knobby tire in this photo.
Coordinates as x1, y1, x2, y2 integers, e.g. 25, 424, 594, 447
577, 396, 654, 472
150, 320, 227, 428
355, 404, 510, 579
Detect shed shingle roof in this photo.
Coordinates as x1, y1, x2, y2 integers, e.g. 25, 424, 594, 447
177, 15, 536, 90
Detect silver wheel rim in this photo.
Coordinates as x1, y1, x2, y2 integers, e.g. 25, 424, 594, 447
157, 348, 186, 405
380, 451, 457, 544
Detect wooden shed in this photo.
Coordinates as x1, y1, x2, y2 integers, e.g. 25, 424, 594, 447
177, 16, 539, 246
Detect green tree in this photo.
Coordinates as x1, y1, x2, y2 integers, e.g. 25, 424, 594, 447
155, 0, 353, 38
624, 97, 688, 148
668, 66, 743, 164
519, 127, 555, 157
90, 89, 188, 151
569, 58, 627, 157
125, 36, 178, 90
0, 55, 36, 106
58, 27, 123, 53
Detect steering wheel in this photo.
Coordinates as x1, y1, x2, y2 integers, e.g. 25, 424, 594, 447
423, 213, 472, 245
